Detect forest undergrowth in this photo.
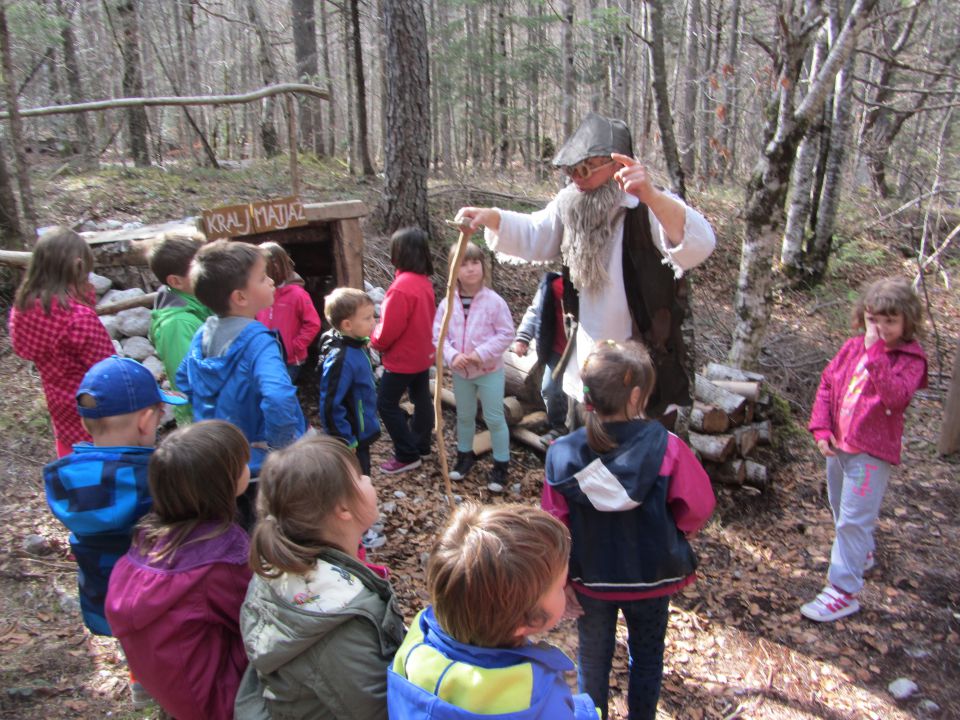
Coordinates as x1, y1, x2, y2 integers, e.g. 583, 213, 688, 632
0, 160, 957, 719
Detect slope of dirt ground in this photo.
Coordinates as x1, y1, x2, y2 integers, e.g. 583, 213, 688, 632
0, 163, 958, 719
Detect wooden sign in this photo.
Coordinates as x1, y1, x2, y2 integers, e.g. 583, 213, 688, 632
202, 196, 308, 240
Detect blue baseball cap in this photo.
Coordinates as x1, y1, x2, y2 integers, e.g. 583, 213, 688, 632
77, 356, 187, 418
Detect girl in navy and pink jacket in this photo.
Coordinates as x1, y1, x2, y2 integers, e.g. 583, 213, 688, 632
106, 421, 253, 720
434, 241, 516, 487
801, 277, 927, 623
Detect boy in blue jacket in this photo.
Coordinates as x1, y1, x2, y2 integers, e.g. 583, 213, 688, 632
176, 240, 306, 527
318, 288, 381, 475
388, 503, 599, 719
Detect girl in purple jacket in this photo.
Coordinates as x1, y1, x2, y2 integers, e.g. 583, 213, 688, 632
106, 421, 253, 720
802, 277, 927, 622
433, 241, 515, 487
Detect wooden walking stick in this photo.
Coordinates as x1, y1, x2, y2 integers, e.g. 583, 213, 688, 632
434, 221, 474, 506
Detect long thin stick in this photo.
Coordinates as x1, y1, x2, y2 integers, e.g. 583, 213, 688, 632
434, 224, 474, 506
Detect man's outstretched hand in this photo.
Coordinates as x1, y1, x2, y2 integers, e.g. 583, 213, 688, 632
612, 153, 655, 205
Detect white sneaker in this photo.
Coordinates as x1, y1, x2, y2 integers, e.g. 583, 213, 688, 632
361, 528, 386, 549
800, 585, 860, 622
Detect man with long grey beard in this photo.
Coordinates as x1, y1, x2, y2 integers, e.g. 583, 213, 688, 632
456, 112, 715, 422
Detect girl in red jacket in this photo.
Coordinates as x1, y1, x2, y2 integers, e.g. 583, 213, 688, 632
802, 277, 927, 622
106, 421, 253, 720
255, 242, 321, 382
371, 227, 436, 474
8, 227, 114, 457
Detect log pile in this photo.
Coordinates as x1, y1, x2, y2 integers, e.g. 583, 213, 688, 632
685, 362, 773, 491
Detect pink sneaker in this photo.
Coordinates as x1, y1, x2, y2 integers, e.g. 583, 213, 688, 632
800, 585, 860, 622
380, 457, 422, 475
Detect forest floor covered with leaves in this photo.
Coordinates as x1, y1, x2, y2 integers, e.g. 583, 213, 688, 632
0, 159, 958, 719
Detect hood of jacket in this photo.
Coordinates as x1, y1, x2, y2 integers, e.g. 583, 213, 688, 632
185, 318, 269, 399
242, 548, 401, 676
151, 287, 210, 326
109, 523, 249, 633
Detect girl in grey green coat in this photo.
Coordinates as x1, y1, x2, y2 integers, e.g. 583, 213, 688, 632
235, 436, 405, 720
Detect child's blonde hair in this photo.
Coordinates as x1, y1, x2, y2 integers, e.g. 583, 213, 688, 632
135, 420, 250, 563
249, 435, 365, 577
581, 340, 657, 454
323, 287, 374, 330
428, 502, 570, 649
259, 241, 296, 286
852, 277, 924, 341
14, 227, 95, 312
448, 241, 490, 287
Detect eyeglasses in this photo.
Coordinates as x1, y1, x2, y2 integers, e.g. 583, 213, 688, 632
563, 159, 616, 181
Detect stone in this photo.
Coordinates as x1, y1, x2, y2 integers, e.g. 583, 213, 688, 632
141, 355, 165, 380
381, 501, 397, 514
99, 314, 122, 339
112, 339, 123, 354
393, 490, 407, 499
905, 647, 931, 659
364, 280, 375, 292
116, 307, 152, 337
101, 219, 123, 230
487, 482, 506, 494
368, 287, 386, 304
22, 534, 51, 556
120, 336, 155, 361
917, 699, 941, 716
888, 678, 918, 700
88, 272, 112, 296
511, 483, 522, 493
98, 287, 145, 308
58, 594, 80, 614
374, 303, 381, 318
121, 221, 144, 230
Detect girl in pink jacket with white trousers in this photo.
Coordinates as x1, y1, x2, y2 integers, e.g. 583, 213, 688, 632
434, 241, 515, 487
802, 277, 927, 623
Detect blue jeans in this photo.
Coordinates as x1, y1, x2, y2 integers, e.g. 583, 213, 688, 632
541, 350, 568, 430
377, 369, 433, 462
452, 369, 509, 462
576, 592, 671, 720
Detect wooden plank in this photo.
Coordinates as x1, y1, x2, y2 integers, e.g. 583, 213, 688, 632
203, 196, 308, 240
334, 218, 365, 289
303, 200, 369, 222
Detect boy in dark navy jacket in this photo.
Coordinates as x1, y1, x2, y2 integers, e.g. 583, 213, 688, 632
318, 288, 381, 476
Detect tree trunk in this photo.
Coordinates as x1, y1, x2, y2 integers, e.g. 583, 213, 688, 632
116, 0, 150, 166
0, 137, 22, 247
341, 5, 357, 174
292, 0, 323, 156
678, 0, 700, 179
728, 0, 878, 368
319, 1, 336, 156
436, 0, 454, 176
60, 0, 96, 172
716, 0, 740, 180
561, 0, 575, 140
496, 1, 509, 168
0, 5, 35, 241
382, 0, 430, 233
246, 0, 280, 158
645, 0, 686, 199
350, 0, 375, 176
606, 0, 627, 118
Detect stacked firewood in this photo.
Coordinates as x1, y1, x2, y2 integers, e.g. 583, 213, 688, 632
684, 362, 772, 490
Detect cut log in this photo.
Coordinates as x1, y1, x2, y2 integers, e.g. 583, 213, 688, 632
509, 426, 547, 454
694, 375, 747, 424
689, 401, 730, 433
518, 411, 548, 429
743, 420, 772, 445
743, 401, 755, 425
710, 380, 761, 402
703, 362, 765, 383
688, 431, 735, 463
502, 396, 525, 426
472, 431, 492, 456
744, 460, 768, 489
96, 291, 158, 315
732, 425, 760, 457
712, 459, 745, 485
503, 351, 546, 406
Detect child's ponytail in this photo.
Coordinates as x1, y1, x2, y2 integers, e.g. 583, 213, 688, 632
249, 435, 365, 578
581, 340, 657, 454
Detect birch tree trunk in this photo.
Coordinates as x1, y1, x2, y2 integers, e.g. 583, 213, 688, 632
116, 0, 150, 166
0, 5, 35, 240
342, 5, 357, 174
645, 0, 686, 199
728, 0, 879, 369
56, 0, 96, 168
383, 0, 430, 233
678, 0, 700, 179
561, 0, 575, 140
246, 0, 280, 158
717, 0, 740, 180
319, 1, 336, 157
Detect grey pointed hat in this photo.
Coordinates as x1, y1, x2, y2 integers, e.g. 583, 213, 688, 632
552, 112, 634, 167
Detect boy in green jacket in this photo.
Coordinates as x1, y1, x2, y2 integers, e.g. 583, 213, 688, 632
148, 233, 212, 425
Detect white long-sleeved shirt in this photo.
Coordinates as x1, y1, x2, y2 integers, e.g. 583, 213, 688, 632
486, 191, 715, 398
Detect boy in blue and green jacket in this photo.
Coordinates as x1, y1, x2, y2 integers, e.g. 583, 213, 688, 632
388, 503, 599, 719
318, 288, 381, 476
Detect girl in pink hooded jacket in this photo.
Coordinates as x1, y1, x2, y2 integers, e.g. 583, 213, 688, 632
434, 241, 515, 487
801, 277, 927, 623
